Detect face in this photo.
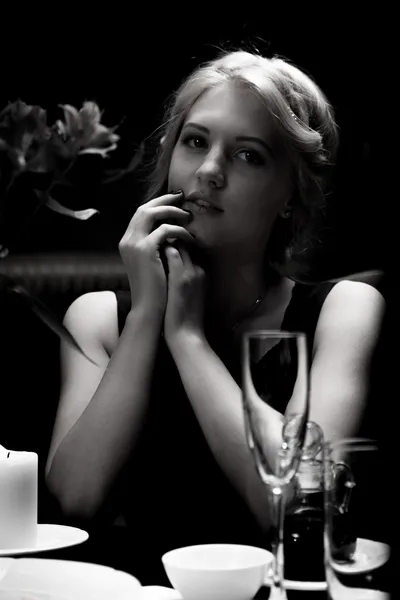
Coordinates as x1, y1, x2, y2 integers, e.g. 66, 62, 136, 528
168, 81, 293, 260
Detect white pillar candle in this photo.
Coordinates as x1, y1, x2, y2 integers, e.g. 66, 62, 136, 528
0, 445, 38, 549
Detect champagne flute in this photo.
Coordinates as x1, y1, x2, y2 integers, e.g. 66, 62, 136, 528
241, 330, 310, 600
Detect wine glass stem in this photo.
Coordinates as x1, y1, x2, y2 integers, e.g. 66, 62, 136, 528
269, 485, 288, 600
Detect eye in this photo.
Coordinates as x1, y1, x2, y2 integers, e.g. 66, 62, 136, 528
182, 134, 207, 149
235, 149, 265, 166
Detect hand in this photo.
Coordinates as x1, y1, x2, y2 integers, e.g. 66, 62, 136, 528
163, 242, 207, 347
118, 192, 194, 316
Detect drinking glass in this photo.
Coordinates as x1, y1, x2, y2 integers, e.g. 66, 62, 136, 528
324, 438, 392, 599
241, 330, 310, 600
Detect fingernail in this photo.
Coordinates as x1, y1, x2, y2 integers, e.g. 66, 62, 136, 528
171, 189, 183, 194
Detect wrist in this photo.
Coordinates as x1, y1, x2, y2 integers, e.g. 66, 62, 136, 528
167, 328, 208, 356
126, 304, 164, 334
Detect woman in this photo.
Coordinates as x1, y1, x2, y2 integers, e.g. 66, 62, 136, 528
45, 50, 384, 582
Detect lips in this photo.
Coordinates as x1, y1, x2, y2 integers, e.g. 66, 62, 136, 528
184, 192, 223, 213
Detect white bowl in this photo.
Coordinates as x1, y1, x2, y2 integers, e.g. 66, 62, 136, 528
162, 543, 272, 600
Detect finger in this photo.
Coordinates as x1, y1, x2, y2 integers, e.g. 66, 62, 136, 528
174, 242, 196, 275
150, 224, 196, 247
130, 206, 191, 238
194, 263, 206, 279
164, 243, 183, 276
150, 206, 191, 224
147, 206, 191, 234
123, 192, 184, 233
143, 190, 184, 208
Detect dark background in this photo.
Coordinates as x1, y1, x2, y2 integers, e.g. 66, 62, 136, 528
0, 13, 391, 275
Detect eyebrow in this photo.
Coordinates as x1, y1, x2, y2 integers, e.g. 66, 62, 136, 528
183, 122, 274, 157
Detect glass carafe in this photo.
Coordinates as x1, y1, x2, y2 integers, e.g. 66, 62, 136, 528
284, 421, 325, 582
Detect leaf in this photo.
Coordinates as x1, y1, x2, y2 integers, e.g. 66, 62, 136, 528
103, 140, 145, 184
0, 274, 98, 365
78, 144, 117, 158
45, 196, 99, 220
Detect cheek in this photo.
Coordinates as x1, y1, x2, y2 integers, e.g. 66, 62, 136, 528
241, 185, 281, 218
167, 152, 178, 188
168, 149, 191, 189
234, 185, 286, 238
254, 178, 291, 217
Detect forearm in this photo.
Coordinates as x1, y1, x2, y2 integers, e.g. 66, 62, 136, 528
47, 308, 162, 520
169, 333, 284, 530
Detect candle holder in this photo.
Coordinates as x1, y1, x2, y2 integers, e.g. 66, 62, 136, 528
0, 445, 88, 556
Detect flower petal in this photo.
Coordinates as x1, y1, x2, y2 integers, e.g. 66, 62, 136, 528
86, 125, 120, 148
45, 196, 99, 220
54, 119, 66, 138
80, 101, 101, 125
78, 144, 118, 157
59, 104, 82, 137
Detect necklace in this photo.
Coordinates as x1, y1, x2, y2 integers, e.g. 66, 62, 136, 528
230, 291, 267, 332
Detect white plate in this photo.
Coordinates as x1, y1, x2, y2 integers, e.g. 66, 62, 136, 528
263, 574, 327, 592
0, 559, 14, 584
263, 537, 391, 592
0, 592, 70, 600
332, 538, 390, 575
0, 558, 142, 600
140, 587, 182, 599
0, 525, 88, 556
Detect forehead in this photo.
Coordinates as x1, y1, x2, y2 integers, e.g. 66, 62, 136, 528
184, 81, 277, 140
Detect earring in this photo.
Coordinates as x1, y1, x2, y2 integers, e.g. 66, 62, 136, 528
281, 208, 292, 219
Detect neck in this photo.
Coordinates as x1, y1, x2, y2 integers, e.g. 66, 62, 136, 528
203, 253, 280, 328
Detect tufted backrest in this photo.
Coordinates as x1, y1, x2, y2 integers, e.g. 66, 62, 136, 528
0, 251, 129, 296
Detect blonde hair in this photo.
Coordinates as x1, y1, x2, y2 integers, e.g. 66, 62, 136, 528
143, 50, 339, 274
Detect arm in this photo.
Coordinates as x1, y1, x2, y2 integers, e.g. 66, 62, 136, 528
168, 333, 277, 531
164, 248, 385, 529
285, 280, 386, 443
46, 192, 194, 521
163, 244, 281, 530
46, 291, 163, 521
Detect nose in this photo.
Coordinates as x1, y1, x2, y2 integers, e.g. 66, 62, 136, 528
195, 149, 225, 189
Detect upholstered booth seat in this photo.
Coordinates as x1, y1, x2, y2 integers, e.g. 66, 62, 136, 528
0, 252, 129, 522
0, 251, 129, 299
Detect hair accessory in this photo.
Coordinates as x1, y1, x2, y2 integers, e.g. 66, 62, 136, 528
287, 105, 299, 122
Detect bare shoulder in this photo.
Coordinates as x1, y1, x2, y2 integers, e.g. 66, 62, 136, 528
314, 280, 385, 353
63, 291, 119, 357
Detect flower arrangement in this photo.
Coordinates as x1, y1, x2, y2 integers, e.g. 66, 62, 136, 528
0, 99, 142, 356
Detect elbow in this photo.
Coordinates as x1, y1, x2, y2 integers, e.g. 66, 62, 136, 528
45, 462, 104, 523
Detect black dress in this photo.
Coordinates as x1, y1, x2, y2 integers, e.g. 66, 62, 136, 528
112, 272, 384, 585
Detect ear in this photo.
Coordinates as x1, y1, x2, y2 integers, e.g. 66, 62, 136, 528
279, 186, 296, 219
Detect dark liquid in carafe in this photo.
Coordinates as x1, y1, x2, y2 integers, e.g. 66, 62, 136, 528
284, 506, 325, 582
